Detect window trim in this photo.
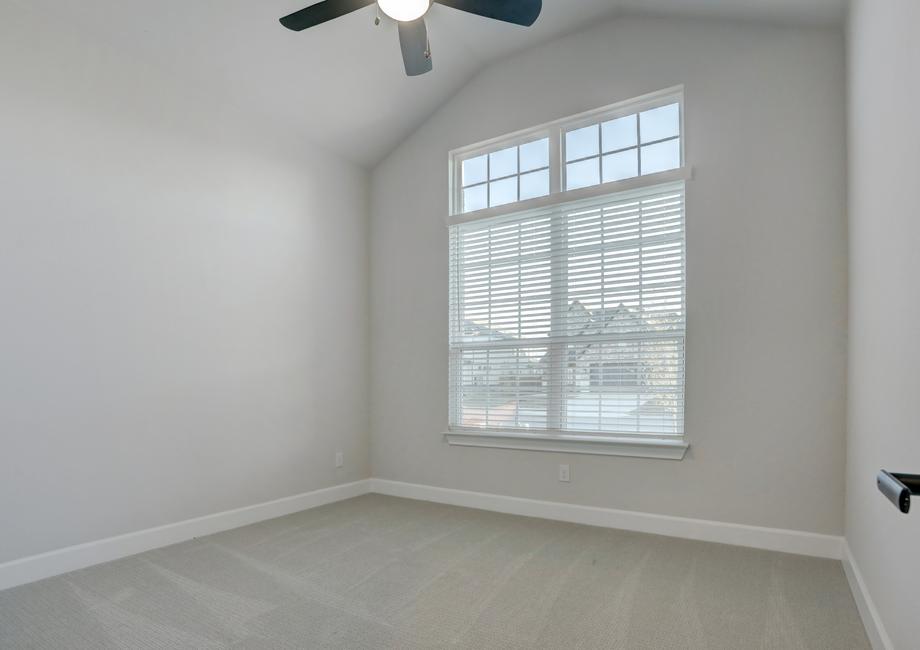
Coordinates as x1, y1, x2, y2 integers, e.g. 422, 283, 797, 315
449, 166, 691, 227
443, 430, 688, 460
449, 85, 686, 221
446, 87, 690, 459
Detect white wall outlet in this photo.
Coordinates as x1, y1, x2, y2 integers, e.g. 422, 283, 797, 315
335, 452, 344, 468
558, 463, 570, 483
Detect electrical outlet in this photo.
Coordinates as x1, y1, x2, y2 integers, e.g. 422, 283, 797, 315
335, 452, 344, 468
558, 464, 570, 483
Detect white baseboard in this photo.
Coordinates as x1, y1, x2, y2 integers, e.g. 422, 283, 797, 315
842, 541, 893, 650
0, 477, 846, 593
0, 479, 372, 592
369, 478, 844, 559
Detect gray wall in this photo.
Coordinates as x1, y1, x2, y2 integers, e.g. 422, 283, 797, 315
0, 5, 370, 564
846, 1, 920, 646
369, 15, 847, 534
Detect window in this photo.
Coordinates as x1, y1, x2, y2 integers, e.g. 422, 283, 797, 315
447, 88, 688, 459
461, 138, 550, 212
565, 103, 681, 190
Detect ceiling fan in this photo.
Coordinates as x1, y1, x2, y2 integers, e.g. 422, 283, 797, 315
279, 0, 542, 76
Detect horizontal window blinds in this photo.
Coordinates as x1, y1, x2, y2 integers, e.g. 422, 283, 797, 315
449, 182, 685, 438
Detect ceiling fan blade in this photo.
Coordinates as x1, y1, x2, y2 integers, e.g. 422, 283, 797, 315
398, 18, 433, 76
433, 0, 541, 26
279, 0, 375, 31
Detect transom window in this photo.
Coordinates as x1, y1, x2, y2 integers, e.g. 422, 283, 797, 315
447, 87, 688, 459
454, 87, 683, 216
565, 103, 681, 190
461, 138, 550, 212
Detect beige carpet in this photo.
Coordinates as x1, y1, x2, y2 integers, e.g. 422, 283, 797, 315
0, 494, 869, 649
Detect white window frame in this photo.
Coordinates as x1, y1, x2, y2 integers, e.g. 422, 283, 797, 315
445, 86, 690, 459
449, 86, 689, 222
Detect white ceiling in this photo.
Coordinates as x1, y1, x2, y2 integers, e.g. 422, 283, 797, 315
25, 0, 846, 167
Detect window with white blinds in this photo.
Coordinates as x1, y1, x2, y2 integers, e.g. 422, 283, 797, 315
449, 183, 686, 442
447, 88, 687, 456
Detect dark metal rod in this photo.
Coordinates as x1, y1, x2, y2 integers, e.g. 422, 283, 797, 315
878, 470, 920, 514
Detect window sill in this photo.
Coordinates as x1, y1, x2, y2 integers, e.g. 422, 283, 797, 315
443, 430, 688, 460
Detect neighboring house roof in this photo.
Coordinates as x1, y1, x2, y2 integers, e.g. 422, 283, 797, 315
539, 300, 650, 366
460, 320, 517, 343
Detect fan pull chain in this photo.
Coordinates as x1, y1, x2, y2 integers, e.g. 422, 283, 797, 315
425, 20, 431, 59
374, 4, 381, 25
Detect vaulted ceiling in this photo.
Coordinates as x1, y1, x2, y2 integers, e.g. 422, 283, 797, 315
21, 0, 846, 166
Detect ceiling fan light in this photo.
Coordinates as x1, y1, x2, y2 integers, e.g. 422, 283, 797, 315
378, 0, 430, 22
